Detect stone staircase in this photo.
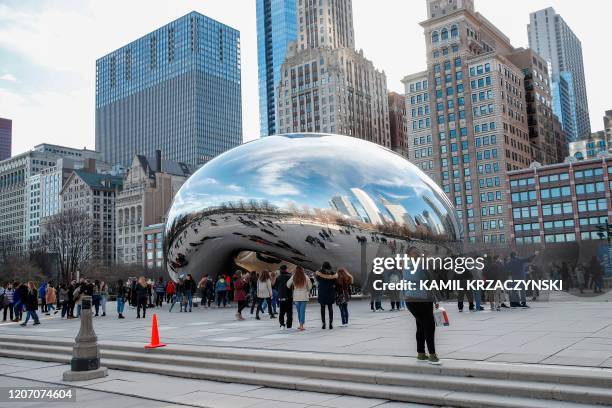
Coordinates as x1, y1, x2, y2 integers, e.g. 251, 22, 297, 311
0, 334, 610, 407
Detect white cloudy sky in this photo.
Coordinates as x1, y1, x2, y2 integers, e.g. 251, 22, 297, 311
0, 0, 610, 156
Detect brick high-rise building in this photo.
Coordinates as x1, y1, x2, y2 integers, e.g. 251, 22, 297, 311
276, 0, 390, 146
403, 0, 533, 248
388, 92, 407, 156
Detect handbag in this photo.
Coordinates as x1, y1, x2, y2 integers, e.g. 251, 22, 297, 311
433, 306, 449, 327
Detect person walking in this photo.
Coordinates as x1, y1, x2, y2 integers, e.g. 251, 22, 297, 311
403, 247, 441, 365
234, 271, 249, 320
575, 263, 586, 294
45, 283, 57, 315
287, 266, 312, 330
2, 283, 14, 322
14, 282, 27, 322
136, 277, 148, 318
249, 271, 259, 315
20, 282, 40, 326
276, 265, 293, 329
256, 270, 275, 320
388, 272, 401, 311
506, 251, 539, 307
316, 261, 337, 330
38, 282, 47, 314
154, 277, 165, 308
198, 275, 208, 307
116, 279, 126, 319
166, 279, 176, 307
335, 268, 353, 326
215, 275, 228, 308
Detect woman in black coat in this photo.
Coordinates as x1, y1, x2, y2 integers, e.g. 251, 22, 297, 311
316, 261, 337, 330
21, 281, 40, 326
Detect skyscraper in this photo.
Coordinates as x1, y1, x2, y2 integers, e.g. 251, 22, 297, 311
276, 0, 390, 147
388, 92, 408, 156
95, 12, 242, 168
0, 117, 11, 160
256, 0, 297, 136
403, 0, 533, 248
528, 7, 590, 141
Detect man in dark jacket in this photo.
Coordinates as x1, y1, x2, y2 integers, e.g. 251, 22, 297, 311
506, 251, 538, 307
276, 265, 293, 329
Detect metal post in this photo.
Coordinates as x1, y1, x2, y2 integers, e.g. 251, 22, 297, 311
63, 296, 108, 381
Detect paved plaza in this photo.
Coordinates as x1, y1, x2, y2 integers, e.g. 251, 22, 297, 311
1, 291, 612, 368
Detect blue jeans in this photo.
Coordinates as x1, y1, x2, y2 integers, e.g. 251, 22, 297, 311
92, 294, 101, 315
24, 310, 39, 324
170, 294, 181, 312
116, 297, 125, 315
338, 303, 349, 325
76, 304, 82, 317
473, 290, 481, 310
272, 289, 278, 314
295, 301, 307, 325
61, 300, 69, 318
13, 301, 23, 319
185, 290, 193, 311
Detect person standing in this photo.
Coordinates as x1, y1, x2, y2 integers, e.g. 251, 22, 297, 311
185, 274, 196, 312
45, 283, 57, 315
234, 271, 249, 320
215, 275, 228, 308
287, 266, 312, 330
276, 265, 293, 329
116, 279, 126, 319
335, 268, 353, 326
59, 284, 69, 318
506, 251, 539, 307
316, 261, 337, 330
136, 277, 148, 318
38, 282, 47, 314
92, 280, 102, 316
154, 277, 165, 308
249, 271, 259, 315
256, 270, 275, 320
166, 279, 176, 306
403, 247, 441, 365
99, 281, 108, 316
14, 282, 28, 321
169, 279, 183, 312
198, 275, 208, 307
589, 256, 604, 293
2, 283, 14, 322
67, 280, 76, 318
20, 282, 40, 326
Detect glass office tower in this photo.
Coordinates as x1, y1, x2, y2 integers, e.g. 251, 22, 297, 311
96, 12, 242, 167
256, 0, 297, 136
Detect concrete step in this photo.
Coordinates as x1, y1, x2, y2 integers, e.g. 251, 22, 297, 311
1, 334, 612, 389
0, 348, 601, 408
0, 340, 611, 406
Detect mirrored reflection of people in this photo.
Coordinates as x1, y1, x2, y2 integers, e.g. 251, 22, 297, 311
336, 268, 353, 326
287, 266, 312, 331
316, 261, 337, 330
403, 247, 441, 365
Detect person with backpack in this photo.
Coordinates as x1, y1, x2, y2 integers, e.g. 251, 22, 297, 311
336, 268, 353, 326
316, 261, 337, 330
215, 275, 228, 308
287, 266, 312, 331
275, 265, 293, 329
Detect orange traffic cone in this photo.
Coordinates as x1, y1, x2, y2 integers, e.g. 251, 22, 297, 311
145, 313, 166, 349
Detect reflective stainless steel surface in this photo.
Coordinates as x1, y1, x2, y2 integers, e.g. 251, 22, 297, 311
165, 133, 461, 288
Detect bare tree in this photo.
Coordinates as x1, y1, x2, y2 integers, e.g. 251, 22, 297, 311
42, 209, 94, 283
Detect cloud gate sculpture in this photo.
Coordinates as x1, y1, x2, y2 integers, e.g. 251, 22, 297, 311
165, 133, 461, 290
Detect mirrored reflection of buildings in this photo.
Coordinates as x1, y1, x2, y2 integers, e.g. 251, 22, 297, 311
95, 11, 242, 168
330, 195, 360, 221
115, 151, 196, 265
275, 0, 390, 147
